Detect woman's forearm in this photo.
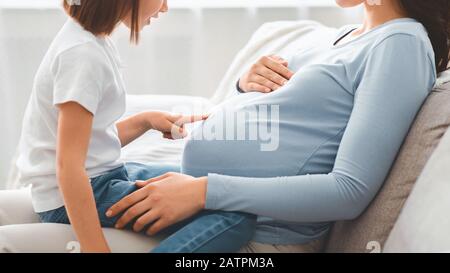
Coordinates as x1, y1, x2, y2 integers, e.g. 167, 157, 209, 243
57, 166, 110, 253
116, 112, 150, 147
205, 172, 379, 223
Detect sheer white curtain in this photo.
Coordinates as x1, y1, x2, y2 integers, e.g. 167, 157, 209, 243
0, 1, 362, 189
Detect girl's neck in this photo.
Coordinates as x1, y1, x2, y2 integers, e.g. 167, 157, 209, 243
96, 33, 108, 39
354, 1, 408, 36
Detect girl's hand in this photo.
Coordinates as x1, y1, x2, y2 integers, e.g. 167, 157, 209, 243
117, 111, 207, 147
146, 111, 208, 139
106, 173, 208, 235
239, 55, 294, 93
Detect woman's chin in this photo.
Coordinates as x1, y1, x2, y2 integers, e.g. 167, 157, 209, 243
335, 0, 365, 8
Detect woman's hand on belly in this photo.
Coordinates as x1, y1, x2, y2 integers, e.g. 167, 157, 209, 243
239, 55, 294, 93
106, 173, 208, 235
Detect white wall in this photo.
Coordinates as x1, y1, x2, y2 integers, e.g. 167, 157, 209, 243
0, 3, 363, 188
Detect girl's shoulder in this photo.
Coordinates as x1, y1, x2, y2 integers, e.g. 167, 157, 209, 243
47, 18, 110, 70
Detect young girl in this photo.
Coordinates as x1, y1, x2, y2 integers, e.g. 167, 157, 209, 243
17, 0, 255, 253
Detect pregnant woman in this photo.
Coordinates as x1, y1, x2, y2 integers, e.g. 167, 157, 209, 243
105, 0, 449, 252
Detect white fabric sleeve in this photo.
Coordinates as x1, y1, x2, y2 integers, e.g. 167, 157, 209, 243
51, 42, 110, 115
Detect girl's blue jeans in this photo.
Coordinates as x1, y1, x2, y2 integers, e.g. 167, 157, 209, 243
38, 162, 256, 253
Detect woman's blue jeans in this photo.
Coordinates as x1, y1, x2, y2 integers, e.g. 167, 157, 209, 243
38, 162, 256, 253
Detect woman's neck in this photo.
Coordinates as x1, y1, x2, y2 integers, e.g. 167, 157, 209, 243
354, 1, 408, 36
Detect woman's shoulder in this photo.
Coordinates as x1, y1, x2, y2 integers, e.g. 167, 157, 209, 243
371, 18, 433, 52
366, 18, 436, 74
356, 19, 437, 91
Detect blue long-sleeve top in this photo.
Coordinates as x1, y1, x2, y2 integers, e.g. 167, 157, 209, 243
181, 18, 437, 245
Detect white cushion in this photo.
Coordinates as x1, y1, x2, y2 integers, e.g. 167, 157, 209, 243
384, 127, 450, 252
0, 223, 163, 253
0, 189, 39, 226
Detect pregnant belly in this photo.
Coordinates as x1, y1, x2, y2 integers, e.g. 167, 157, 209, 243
181, 117, 342, 179
181, 138, 302, 178
181, 99, 302, 178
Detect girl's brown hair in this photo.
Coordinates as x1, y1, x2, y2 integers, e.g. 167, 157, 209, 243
63, 0, 141, 43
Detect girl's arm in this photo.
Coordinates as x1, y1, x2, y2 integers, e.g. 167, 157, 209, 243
116, 111, 208, 147
116, 112, 151, 147
57, 102, 110, 253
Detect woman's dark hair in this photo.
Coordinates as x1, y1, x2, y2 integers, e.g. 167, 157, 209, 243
63, 0, 141, 43
400, 0, 450, 73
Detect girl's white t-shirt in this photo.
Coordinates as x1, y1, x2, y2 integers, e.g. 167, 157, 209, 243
16, 18, 127, 213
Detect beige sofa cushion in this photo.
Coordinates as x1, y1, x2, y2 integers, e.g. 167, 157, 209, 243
325, 81, 450, 253
384, 127, 450, 252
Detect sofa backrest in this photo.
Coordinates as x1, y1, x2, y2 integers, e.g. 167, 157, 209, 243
325, 80, 450, 253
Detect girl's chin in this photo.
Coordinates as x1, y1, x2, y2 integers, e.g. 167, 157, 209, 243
138, 22, 151, 31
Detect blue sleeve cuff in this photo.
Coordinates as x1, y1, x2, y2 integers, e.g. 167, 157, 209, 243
205, 173, 225, 210
236, 79, 245, 94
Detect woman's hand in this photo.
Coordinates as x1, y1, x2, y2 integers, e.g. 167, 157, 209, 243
239, 55, 294, 93
106, 173, 208, 235
146, 111, 208, 140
